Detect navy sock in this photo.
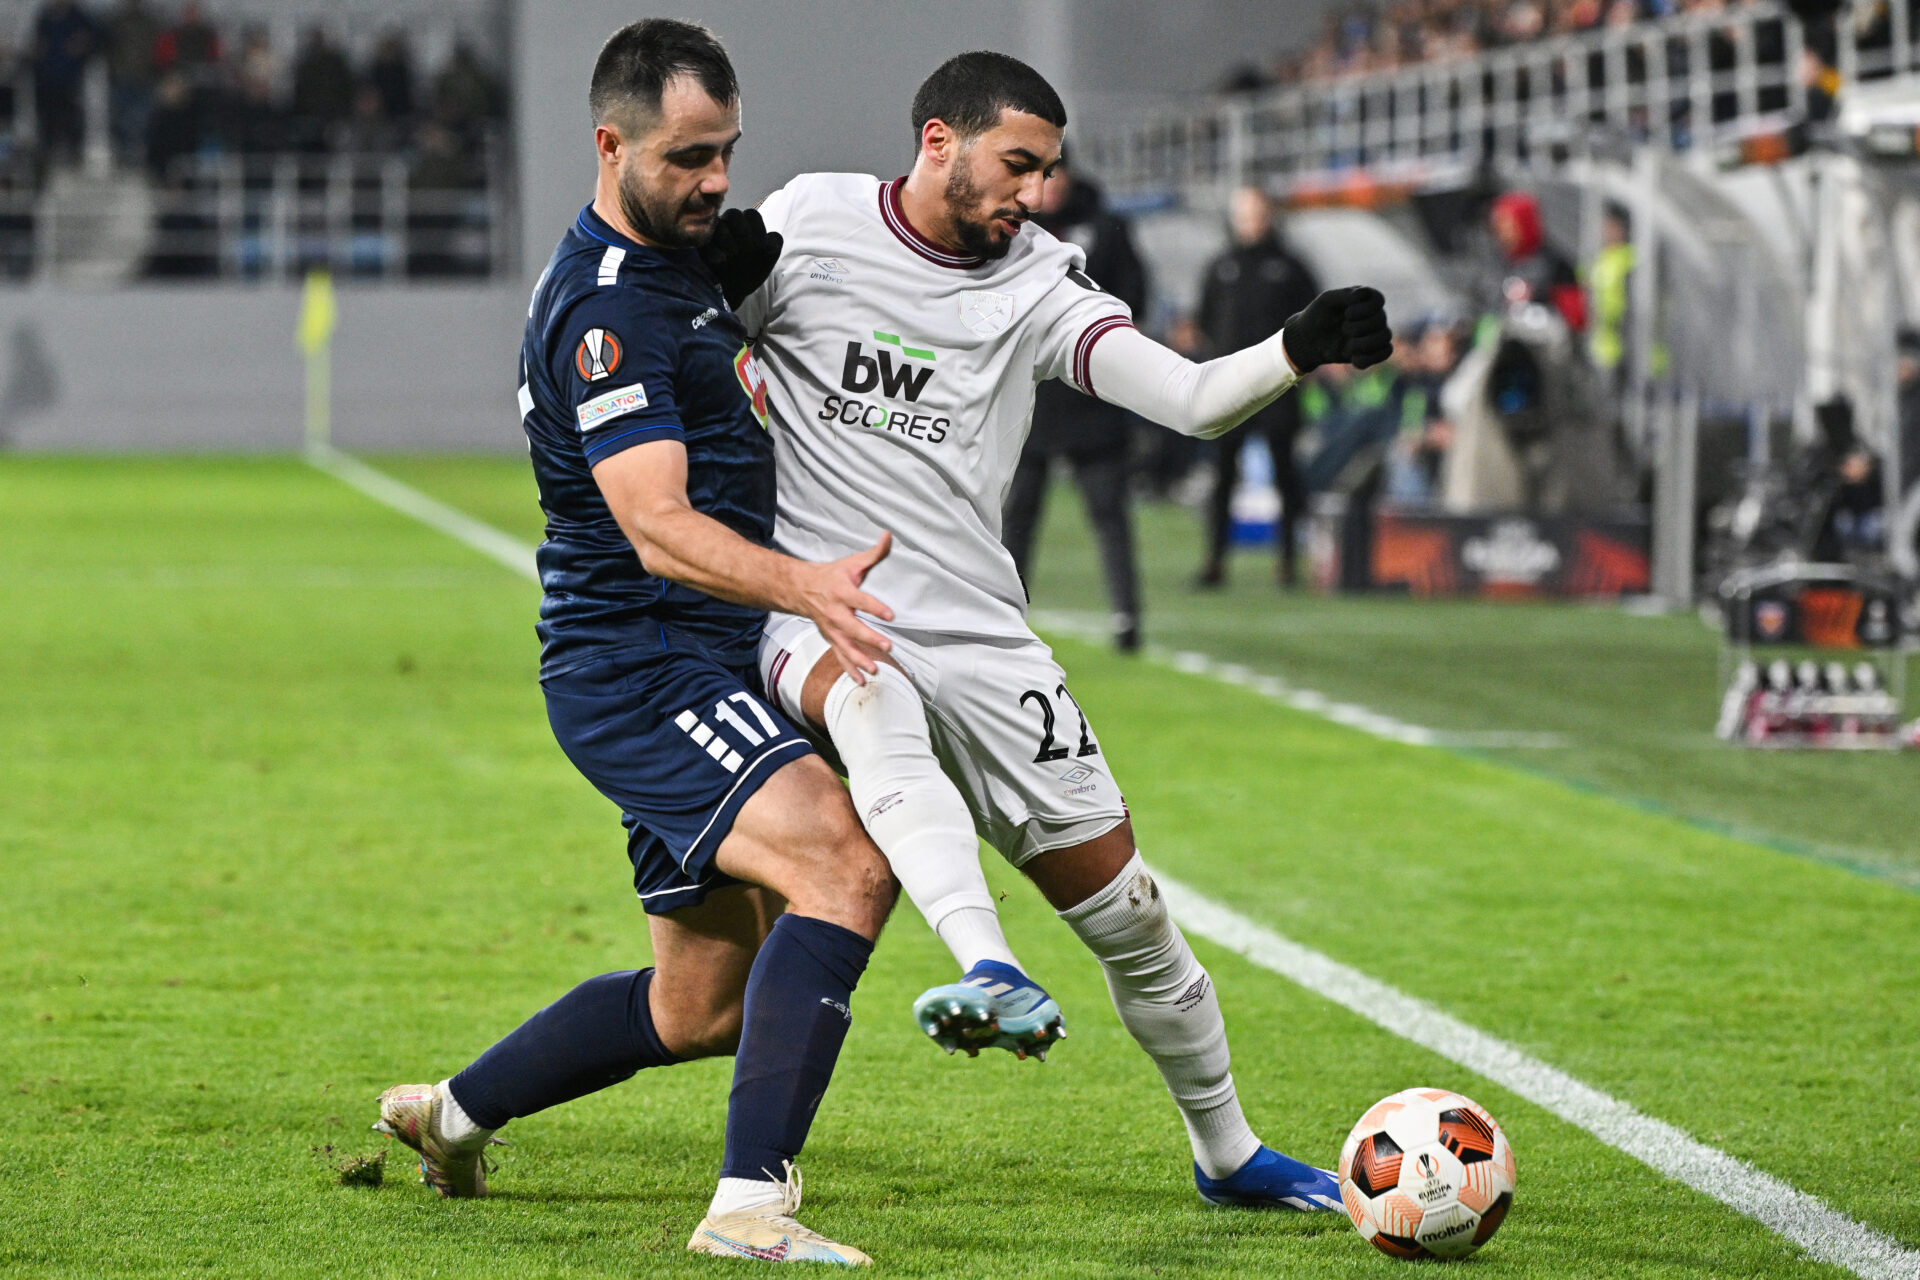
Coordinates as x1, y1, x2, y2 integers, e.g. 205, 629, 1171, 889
719, 914, 873, 1182
448, 967, 680, 1131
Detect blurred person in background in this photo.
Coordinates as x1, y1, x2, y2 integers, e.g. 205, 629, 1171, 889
1587, 204, 1634, 388
143, 68, 217, 278
1193, 185, 1321, 588
368, 30, 416, 129
104, 0, 159, 164
32, 0, 101, 169
225, 45, 286, 158
142, 68, 194, 179
0, 36, 19, 141
233, 23, 276, 100
433, 39, 503, 145
1489, 189, 1585, 332
1384, 320, 1462, 504
1899, 328, 1920, 499
346, 81, 402, 154
1299, 345, 1420, 497
1001, 145, 1149, 651
155, 1, 220, 85
289, 25, 353, 153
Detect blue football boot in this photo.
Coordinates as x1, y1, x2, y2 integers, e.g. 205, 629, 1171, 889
912, 960, 1065, 1061
1195, 1146, 1343, 1211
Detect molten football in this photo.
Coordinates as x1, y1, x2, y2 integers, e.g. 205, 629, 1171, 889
1337, 1088, 1517, 1260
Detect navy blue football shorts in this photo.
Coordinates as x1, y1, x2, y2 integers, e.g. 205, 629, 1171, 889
542, 630, 815, 915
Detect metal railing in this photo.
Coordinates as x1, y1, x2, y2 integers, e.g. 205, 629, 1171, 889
1082, 2, 1851, 198
0, 143, 512, 284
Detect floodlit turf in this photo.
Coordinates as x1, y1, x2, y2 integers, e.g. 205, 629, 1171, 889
1006, 481, 1920, 885
373, 453, 1920, 882
4, 455, 1917, 1277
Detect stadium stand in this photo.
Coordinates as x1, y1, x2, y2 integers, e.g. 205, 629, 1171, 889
0, 0, 510, 282
1079, 0, 1916, 611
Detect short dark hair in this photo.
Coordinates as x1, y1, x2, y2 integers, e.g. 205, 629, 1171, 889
911, 51, 1066, 143
590, 19, 737, 131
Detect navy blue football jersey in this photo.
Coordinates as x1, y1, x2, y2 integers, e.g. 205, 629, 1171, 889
519, 204, 777, 671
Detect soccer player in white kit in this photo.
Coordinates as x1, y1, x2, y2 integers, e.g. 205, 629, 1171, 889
742, 52, 1392, 1210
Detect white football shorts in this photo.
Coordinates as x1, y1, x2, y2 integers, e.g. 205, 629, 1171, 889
758, 613, 1128, 866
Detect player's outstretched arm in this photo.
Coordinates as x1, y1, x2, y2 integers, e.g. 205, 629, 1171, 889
592, 440, 895, 682
1086, 286, 1392, 440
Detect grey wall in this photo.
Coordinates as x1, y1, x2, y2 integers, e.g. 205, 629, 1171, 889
1, 284, 527, 450
514, 0, 1046, 281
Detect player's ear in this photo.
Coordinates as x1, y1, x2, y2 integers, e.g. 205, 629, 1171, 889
919, 118, 954, 169
593, 122, 624, 166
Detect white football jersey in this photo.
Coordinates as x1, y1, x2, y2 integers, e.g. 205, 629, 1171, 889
742, 172, 1133, 639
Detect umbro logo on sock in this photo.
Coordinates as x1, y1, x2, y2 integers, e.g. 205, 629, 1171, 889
1174, 975, 1210, 1012
818, 997, 851, 1021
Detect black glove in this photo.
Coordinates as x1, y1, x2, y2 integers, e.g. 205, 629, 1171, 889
700, 207, 783, 309
1281, 286, 1394, 373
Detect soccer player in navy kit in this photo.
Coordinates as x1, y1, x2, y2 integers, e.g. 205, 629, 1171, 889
374, 21, 895, 1265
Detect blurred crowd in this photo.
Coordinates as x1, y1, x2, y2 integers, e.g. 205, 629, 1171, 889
1013, 162, 1919, 648
1227, 0, 1780, 90
1009, 166, 1648, 645
0, 0, 505, 187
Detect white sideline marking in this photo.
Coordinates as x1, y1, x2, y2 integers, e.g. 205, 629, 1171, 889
1159, 874, 1920, 1280
307, 445, 539, 584
311, 452, 1917, 1274
1028, 609, 1566, 750
304, 460, 1555, 753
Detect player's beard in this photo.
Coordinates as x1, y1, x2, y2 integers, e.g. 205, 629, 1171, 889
943, 153, 1024, 261
617, 165, 722, 249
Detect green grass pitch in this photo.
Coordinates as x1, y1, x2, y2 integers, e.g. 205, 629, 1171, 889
4, 455, 1917, 1277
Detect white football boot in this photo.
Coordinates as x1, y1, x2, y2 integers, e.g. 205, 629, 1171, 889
372, 1082, 504, 1198
686, 1163, 871, 1266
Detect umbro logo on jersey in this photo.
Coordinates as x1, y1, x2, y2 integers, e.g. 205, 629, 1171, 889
691, 307, 719, 329
574, 328, 622, 382
841, 331, 935, 403
807, 258, 850, 283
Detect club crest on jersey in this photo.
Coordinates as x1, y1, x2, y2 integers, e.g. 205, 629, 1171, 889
959, 290, 1015, 337
734, 344, 770, 428
574, 328, 623, 382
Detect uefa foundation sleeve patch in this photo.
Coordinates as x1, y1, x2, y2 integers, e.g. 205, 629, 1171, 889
577, 381, 650, 432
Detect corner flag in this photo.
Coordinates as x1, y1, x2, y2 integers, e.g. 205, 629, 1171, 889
297, 270, 336, 455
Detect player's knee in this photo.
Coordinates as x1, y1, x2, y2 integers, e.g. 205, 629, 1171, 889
676, 1003, 745, 1059
651, 981, 746, 1060
784, 810, 898, 935
801, 834, 899, 930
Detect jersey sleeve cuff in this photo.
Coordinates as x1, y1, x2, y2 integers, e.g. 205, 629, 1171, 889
582, 420, 684, 465
1072, 315, 1137, 399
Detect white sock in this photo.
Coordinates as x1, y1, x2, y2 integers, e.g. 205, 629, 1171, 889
824, 667, 1020, 973
708, 1175, 785, 1218
1057, 853, 1261, 1179
935, 905, 1020, 974
436, 1079, 492, 1144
